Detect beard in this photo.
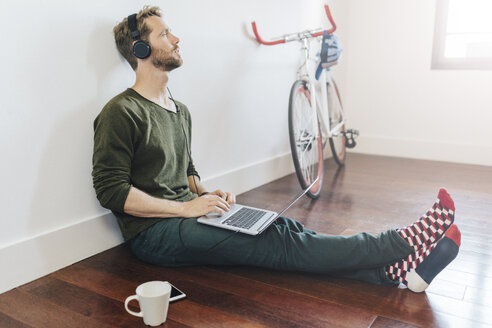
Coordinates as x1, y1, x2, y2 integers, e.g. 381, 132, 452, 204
151, 48, 183, 72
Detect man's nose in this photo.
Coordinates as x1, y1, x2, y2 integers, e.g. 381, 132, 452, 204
171, 33, 180, 44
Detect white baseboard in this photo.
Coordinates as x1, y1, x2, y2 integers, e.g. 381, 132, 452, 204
0, 152, 296, 294
0, 212, 124, 294
351, 135, 492, 167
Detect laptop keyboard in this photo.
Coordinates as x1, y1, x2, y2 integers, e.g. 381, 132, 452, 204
223, 207, 267, 229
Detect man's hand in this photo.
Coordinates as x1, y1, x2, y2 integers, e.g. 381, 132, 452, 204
183, 193, 233, 218
208, 189, 236, 205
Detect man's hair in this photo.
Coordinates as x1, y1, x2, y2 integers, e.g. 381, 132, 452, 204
113, 6, 162, 71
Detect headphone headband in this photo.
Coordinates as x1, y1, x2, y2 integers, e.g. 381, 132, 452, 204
127, 14, 140, 40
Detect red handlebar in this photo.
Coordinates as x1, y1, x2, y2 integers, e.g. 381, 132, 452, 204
251, 5, 337, 46
251, 21, 286, 45
315, 5, 337, 37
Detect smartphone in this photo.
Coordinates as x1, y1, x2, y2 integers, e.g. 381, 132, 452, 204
169, 284, 186, 302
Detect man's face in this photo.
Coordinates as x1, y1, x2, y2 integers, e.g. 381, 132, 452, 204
146, 16, 182, 71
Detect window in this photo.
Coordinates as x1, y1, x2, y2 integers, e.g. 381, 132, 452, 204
432, 0, 492, 69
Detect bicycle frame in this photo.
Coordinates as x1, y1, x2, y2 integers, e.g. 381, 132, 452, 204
297, 38, 345, 144
251, 5, 346, 145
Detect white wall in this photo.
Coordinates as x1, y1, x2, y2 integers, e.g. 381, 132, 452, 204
336, 0, 492, 166
0, 0, 326, 293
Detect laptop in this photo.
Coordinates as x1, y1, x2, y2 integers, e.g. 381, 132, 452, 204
197, 177, 319, 235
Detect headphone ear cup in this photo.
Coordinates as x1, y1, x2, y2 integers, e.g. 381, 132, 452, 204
133, 41, 151, 59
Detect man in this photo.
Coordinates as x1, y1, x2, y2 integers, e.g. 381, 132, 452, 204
92, 6, 461, 293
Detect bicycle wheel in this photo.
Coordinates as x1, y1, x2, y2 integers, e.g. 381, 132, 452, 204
327, 78, 346, 166
288, 80, 324, 199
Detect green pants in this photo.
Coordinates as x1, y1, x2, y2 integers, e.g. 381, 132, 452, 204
130, 217, 414, 286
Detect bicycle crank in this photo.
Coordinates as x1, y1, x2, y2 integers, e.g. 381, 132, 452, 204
343, 129, 359, 149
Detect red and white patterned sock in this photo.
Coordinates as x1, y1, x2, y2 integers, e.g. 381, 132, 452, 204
386, 224, 461, 293
397, 188, 455, 251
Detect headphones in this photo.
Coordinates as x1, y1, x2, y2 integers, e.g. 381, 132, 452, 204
127, 13, 151, 59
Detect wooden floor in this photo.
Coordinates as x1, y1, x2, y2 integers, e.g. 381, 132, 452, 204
1, 153, 491, 328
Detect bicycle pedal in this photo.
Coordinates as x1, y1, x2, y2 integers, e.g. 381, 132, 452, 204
344, 129, 359, 149
346, 129, 359, 137
345, 138, 356, 148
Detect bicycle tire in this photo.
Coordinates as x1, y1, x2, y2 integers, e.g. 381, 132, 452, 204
327, 78, 346, 166
288, 80, 324, 199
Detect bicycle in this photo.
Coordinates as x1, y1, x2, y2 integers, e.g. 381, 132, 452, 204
251, 5, 359, 199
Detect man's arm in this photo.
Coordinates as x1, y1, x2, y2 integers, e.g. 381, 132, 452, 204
124, 185, 232, 218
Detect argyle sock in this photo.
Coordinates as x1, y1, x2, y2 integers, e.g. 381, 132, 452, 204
386, 224, 461, 293
397, 188, 455, 251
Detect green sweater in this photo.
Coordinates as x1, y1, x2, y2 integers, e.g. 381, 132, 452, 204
92, 88, 198, 241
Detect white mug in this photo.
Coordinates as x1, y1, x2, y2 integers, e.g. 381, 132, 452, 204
125, 281, 172, 326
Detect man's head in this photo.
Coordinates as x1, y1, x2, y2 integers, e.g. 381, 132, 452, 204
113, 6, 182, 72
